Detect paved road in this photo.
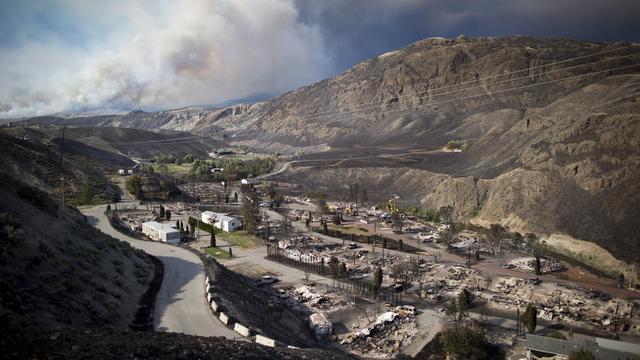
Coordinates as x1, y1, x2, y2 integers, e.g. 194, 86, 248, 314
82, 203, 237, 338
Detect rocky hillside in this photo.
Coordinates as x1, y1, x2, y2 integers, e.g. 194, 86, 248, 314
4, 328, 357, 360
31, 36, 640, 278
0, 176, 155, 348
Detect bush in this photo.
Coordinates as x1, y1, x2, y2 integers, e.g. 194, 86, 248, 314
446, 140, 465, 150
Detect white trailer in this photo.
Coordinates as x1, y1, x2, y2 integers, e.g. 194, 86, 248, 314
141, 221, 180, 244
201, 211, 241, 232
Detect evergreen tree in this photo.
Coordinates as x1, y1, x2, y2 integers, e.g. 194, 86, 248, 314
165, 210, 171, 221
372, 266, 383, 294
523, 303, 538, 334
210, 230, 216, 247
228, 247, 233, 257
339, 262, 348, 277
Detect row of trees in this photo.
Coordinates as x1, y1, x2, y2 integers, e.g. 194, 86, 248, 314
153, 153, 195, 165
189, 157, 277, 181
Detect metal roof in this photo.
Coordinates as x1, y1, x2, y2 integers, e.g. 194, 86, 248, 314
526, 334, 640, 360
597, 338, 640, 356
142, 221, 179, 234
202, 211, 238, 223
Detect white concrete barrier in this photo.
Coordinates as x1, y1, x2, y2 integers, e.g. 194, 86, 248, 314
234, 323, 251, 337
210, 300, 219, 312
255, 335, 276, 347
205, 276, 210, 285
207, 293, 213, 303
219, 312, 231, 325
287, 345, 299, 349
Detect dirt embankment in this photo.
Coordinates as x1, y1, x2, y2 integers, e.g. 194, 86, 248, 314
0, 177, 155, 349
194, 252, 329, 349
3, 328, 358, 360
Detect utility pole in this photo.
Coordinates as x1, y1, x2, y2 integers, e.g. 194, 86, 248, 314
60, 126, 66, 211
516, 307, 521, 336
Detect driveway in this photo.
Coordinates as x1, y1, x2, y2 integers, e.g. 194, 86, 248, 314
82, 204, 237, 338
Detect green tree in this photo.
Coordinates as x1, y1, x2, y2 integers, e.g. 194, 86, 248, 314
106, 204, 111, 213
522, 303, 538, 334
228, 247, 233, 257
77, 183, 94, 204
159, 205, 165, 218
568, 349, 595, 360
165, 209, 171, 221
126, 175, 142, 197
210, 230, 216, 247
534, 256, 542, 275
372, 266, 383, 294
240, 184, 260, 234
332, 214, 341, 225
440, 325, 488, 360
183, 153, 195, 163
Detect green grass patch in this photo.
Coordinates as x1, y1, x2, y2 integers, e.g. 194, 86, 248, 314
215, 230, 259, 249
152, 163, 191, 173
205, 246, 231, 259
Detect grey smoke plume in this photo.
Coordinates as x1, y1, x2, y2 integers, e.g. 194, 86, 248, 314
0, 0, 330, 117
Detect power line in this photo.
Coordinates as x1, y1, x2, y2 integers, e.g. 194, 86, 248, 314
291, 49, 640, 122
109, 135, 203, 145
346, 62, 640, 120
371, 45, 636, 92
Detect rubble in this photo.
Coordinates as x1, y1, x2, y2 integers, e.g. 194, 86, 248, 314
340, 310, 417, 358
504, 256, 563, 273
309, 313, 332, 338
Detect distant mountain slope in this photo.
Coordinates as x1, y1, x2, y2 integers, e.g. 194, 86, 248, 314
38, 126, 225, 159
31, 36, 640, 277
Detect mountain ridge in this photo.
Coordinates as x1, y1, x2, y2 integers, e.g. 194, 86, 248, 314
26, 36, 640, 279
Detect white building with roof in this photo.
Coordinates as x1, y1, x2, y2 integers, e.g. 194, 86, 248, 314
142, 221, 180, 244
201, 211, 241, 232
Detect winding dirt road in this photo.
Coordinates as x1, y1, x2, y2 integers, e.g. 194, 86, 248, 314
82, 203, 237, 338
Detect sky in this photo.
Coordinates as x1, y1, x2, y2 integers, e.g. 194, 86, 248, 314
1, 0, 639, 118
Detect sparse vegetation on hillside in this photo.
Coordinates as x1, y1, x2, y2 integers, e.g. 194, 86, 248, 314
404, 206, 440, 222
0, 177, 154, 345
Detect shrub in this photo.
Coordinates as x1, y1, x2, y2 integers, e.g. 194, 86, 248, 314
446, 140, 465, 150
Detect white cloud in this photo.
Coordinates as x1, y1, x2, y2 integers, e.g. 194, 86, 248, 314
0, 0, 331, 117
